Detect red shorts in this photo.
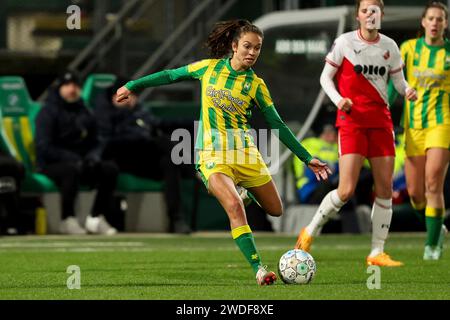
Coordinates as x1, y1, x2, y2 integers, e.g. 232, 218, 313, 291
338, 126, 395, 158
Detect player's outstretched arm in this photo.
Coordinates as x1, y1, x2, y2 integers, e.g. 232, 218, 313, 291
260, 106, 332, 180
116, 65, 198, 102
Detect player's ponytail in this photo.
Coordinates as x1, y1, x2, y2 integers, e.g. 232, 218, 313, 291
417, 1, 448, 38
205, 19, 264, 58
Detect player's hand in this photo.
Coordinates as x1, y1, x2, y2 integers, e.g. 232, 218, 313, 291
338, 98, 353, 114
405, 87, 417, 101
308, 158, 333, 181
116, 86, 131, 102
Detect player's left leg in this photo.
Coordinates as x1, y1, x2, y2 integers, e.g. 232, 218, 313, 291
247, 180, 283, 217
424, 147, 449, 259
367, 155, 403, 267
208, 172, 276, 285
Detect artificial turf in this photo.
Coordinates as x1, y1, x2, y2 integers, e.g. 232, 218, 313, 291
0, 232, 448, 300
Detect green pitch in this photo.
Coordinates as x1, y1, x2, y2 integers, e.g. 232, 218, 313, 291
0, 233, 448, 300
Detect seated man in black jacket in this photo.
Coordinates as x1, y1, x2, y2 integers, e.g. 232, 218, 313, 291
35, 71, 119, 235
95, 78, 192, 234
0, 148, 25, 235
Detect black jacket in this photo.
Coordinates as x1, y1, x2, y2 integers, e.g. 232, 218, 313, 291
35, 88, 102, 170
94, 92, 192, 145
95, 92, 160, 144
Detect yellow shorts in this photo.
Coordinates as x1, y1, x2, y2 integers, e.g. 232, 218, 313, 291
196, 148, 272, 189
404, 125, 450, 157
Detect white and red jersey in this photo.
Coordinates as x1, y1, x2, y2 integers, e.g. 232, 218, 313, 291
326, 30, 403, 128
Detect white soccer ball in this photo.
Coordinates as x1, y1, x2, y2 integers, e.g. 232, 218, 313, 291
278, 249, 316, 284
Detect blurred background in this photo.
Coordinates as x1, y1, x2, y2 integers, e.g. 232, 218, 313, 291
0, 0, 448, 235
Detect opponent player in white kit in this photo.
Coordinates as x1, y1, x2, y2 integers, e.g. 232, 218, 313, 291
295, 0, 418, 266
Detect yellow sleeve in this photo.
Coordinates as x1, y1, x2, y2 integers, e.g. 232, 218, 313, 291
187, 59, 212, 79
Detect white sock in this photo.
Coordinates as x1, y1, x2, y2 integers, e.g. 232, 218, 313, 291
369, 197, 393, 257
306, 190, 346, 236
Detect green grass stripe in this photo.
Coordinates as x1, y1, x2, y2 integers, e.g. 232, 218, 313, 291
0, 234, 449, 300
421, 90, 430, 128
435, 90, 445, 125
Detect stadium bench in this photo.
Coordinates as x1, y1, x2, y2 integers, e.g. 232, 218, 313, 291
0, 75, 183, 233
81, 73, 117, 109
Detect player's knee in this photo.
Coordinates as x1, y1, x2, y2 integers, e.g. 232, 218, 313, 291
226, 197, 245, 217
425, 177, 443, 195
267, 202, 283, 217
338, 188, 355, 202
407, 184, 424, 200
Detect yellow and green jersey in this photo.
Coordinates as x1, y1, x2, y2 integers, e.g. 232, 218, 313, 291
400, 37, 450, 129
126, 58, 313, 164
186, 58, 272, 152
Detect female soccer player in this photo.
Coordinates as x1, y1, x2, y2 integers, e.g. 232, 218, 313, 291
389, 2, 449, 260
295, 0, 417, 267
116, 19, 331, 285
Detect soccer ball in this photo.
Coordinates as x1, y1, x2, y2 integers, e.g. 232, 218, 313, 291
278, 249, 316, 284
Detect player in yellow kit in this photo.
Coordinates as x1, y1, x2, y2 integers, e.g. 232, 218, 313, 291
389, 2, 449, 260
116, 20, 331, 284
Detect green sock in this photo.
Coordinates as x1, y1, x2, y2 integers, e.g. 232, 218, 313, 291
232, 225, 262, 274
410, 200, 426, 224
425, 207, 444, 246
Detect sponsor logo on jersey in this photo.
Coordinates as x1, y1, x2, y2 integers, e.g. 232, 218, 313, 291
354, 49, 362, 55
354, 64, 387, 76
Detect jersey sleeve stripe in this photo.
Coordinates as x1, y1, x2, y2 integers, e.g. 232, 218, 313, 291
389, 66, 404, 74
325, 58, 340, 68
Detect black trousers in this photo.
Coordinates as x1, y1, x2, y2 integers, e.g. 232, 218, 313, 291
103, 136, 190, 224
41, 161, 119, 219
0, 155, 25, 230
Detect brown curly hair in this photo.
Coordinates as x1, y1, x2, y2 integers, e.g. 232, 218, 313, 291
205, 19, 264, 59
